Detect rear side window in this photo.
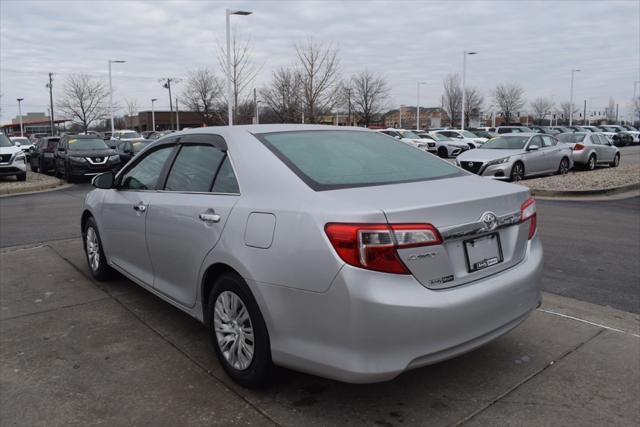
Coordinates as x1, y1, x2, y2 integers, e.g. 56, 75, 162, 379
257, 130, 462, 191
164, 145, 225, 192
211, 157, 240, 193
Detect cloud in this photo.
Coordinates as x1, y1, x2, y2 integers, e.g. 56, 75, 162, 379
1, 0, 638, 122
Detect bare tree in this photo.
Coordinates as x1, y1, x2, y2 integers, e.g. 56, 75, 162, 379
182, 68, 223, 125
216, 31, 261, 124
530, 97, 554, 124
493, 84, 526, 124
442, 73, 462, 127
260, 67, 303, 123
295, 38, 340, 123
57, 74, 109, 132
124, 98, 138, 129
559, 102, 579, 124
350, 70, 390, 127
464, 87, 484, 127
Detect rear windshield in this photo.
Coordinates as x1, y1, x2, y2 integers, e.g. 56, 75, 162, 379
557, 133, 587, 143
257, 130, 462, 191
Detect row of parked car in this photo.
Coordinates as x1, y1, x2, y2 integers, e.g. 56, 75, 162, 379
377, 126, 621, 182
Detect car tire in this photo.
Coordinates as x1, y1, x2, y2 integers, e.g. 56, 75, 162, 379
510, 162, 525, 182
207, 272, 273, 388
610, 153, 620, 168
557, 157, 570, 175
82, 217, 113, 281
586, 154, 596, 171
437, 146, 448, 158
467, 143, 475, 150
16, 172, 27, 182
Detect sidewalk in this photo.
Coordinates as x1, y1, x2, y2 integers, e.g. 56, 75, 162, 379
1, 239, 638, 426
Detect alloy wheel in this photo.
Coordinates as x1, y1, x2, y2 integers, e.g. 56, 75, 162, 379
511, 163, 524, 181
560, 158, 569, 175
588, 156, 596, 170
214, 291, 255, 371
86, 227, 100, 272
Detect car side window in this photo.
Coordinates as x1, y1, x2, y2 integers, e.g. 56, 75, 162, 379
530, 136, 543, 148
164, 145, 226, 192
541, 135, 555, 147
590, 135, 601, 145
212, 157, 240, 194
120, 146, 174, 190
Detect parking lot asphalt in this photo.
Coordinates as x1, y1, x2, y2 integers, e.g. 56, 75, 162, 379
1, 239, 638, 426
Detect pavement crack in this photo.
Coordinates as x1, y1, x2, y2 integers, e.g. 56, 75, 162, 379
0, 297, 111, 322
451, 327, 606, 427
45, 242, 282, 427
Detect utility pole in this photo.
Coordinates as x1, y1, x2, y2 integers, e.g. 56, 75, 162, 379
346, 87, 352, 126
161, 78, 174, 130
253, 88, 258, 124
175, 97, 180, 131
583, 100, 587, 125
569, 69, 580, 126
151, 98, 157, 131
615, 103, 619, 124
16, 98, 24, 136
46, 73, 55, 135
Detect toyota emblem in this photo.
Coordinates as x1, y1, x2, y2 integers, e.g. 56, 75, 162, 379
481, 212, 498, 231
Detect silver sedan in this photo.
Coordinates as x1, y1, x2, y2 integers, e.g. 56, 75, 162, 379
456, 133, 573, 181
82, 125, 542, 387
556, 132, 620, 170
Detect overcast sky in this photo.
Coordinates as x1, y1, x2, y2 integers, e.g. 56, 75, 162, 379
1, 0, 639, 123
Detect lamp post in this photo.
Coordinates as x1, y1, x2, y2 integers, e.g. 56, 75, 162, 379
16, 98, 24, 136
108, 59, 126, 134
569, 69, 580, 126
416, 81, 426, 130
226, 9, 252, 126
633, 81, 640, 124
461, 51, 477, 130
399, 104, 405, 128
151, 98, 157, 131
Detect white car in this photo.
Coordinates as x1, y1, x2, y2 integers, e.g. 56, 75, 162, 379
1, 134, 27, 181
111, 130, 144, 142
377, 129, 428, 150
425, 132, 469, 157
10, 136, 35, 159
433, 130, 487, 148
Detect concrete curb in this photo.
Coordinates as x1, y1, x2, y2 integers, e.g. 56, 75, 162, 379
0, 178, 67, 197
529, 182, 640, 198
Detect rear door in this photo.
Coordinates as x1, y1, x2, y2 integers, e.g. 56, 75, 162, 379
524, 136, 546, 175
596, 134, 615, 162
541, 135, 562, 171
145, 134, 240, 307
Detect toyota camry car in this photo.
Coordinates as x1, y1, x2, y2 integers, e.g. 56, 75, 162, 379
0, 133, 27, 181
55, 134, 121, 181
82, 125, 543, 387
456, 133, 573, 181
556, 132, 620, 170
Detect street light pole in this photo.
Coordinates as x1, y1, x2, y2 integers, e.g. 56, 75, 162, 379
151, 98, 157, 131
569, 69, 580, 126
16, 98, 24, 136
108, 59, 126, 134
416, 81, 426, 130
226, 9, 252, 126
461, 51, 477, 130
399, 105, 405, 128
175, 97, 180, 131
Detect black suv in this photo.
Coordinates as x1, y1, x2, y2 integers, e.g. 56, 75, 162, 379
54, 135, 122, 182
30, 136, 60, 173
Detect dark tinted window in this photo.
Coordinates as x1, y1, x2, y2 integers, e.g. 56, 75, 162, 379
258, 130, 461, 191
165, 145, 225, 192
121, 146, 173, 190
212, 157, 240, 193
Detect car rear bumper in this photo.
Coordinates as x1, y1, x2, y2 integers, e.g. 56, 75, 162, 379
255, 236, 543, 383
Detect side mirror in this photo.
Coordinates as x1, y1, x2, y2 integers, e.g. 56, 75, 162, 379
394, 136, 401, 139
92, 171, 115, 189
527, 144, 539, 151
14, 142, 21, 147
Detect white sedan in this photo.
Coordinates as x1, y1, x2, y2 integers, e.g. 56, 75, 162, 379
433, 129, 487, 148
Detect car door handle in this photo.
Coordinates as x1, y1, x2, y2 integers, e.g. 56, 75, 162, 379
133, 202, 147, 212
199, 212, 221, 223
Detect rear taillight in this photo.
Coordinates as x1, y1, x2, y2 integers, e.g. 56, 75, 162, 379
324, 223, 442, 274
520, 198, 537, 240
573, 143, 584, 151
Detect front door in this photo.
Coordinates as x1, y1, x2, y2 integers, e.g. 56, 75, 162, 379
100, 144, 175, 285
145, 136, 240, 307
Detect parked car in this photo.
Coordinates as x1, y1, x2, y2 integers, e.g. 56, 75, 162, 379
29, 133, 49, 143
147, 130, 176, 140
456, 133, 573, 181
111, 130, 144, 141
529, 126, 560, 135
620, 125, 640, 143
493, 126, 534, 134
556, 132, 620, 170
422, 132, 469, 157
0, 133, 27, 181
141, 131, 155, 139
115, 139, 152, 164
576, 126, 600, 133
29, 136, 60, 173
82, 125, 542, 387
549, 126, 574, 133
376, 129, 427, 149
467, 129, 497, 139
432, 129, 486, 148
10, 136, 35, 161
54, 135, 122, 182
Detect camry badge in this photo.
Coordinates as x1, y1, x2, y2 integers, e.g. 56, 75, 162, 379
481, 212, 498, 231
